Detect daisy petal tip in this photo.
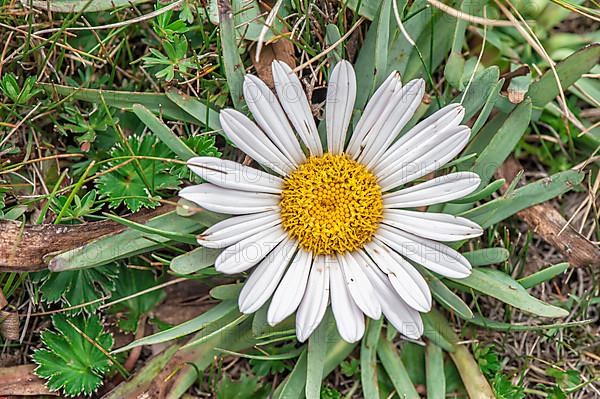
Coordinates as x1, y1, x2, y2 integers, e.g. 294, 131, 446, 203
295, 329, 309, 343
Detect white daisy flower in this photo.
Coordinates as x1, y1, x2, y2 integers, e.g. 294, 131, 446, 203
180, 60, 483, 343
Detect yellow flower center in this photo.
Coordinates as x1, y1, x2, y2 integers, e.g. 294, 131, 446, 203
280, 153, 383, 255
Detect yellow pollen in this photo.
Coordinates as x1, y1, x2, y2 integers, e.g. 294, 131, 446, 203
280, 153, 383, 255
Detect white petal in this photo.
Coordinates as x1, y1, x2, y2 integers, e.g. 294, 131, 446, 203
363, 240, 431, 312
379, 126, 470, 192
187, 156, 284, 194
329, 256, 365, 343
198, 211, 281, 248
346, 71, 400, 158
376, 224, 472, 278
267, 248, 312, 326
359, 79, 426, 167
238, 238, 298, 314
326, 60, 356, 154
337, 252, 381, 320
179, 184, 279, 215
243, 75, 306, 165
272, 61, 323, 156
296, 255, 330, 342
383, 172, 480, 208
374, 103, 465, 174
358, 251, 423, 339
220, 109, 292, 175
215, 224, 286, 274
383, 210, 483, 241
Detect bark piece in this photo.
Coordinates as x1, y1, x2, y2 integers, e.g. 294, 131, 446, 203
0, 364, 57, 396
0, 205, 173, 272
497, 157, 600, 267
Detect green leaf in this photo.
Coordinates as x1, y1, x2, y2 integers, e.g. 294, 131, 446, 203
425, 343, 445, 399
421, 309, 459, 352
40, 83, 204, 125
445, 52, 465, 89
343, 0, 380, 19
428, 274, 474, 320
33, 314, 114, 397
463, 248, 510, 267
374, 0, 392, 87
182, 312, 248, 349
518, 262, 569, 289
96, 134, 181, 212
22, 0, 149, 12
49, 211, 223, 271
170, 246, 221, 274
448, 344, 495, 398
166, 89, 221, 131
450, 268, 569, 318
466, 314, 590, 332
361, 318, 382, 398
210, 283, 243, 300
272, 350, 308, 399
470, 79, 504, 135
110, 267, 166, 333
449, 179, 505, 204
132, 104, 197, 161
114, 300, 238, 353
529, 43, 600, 107
103, 212, 198, 244
377, 339, 419, 399
469, 99, 533, 184
306, 314, 329, 399
36, 265, 118, 315
462, 169, 584, 228
218, 0, 245, 110
216, 374, 270, 399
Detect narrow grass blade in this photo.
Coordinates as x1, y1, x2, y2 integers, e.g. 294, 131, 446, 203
166, 90, 221, 131
466, 315, 591, 331
132, 104, 197, 161
182, 312, 249, 349
377, 339, 419, 399
40, 83, 201, 124
23, 0, 149, 12
113, 300, 238, 353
